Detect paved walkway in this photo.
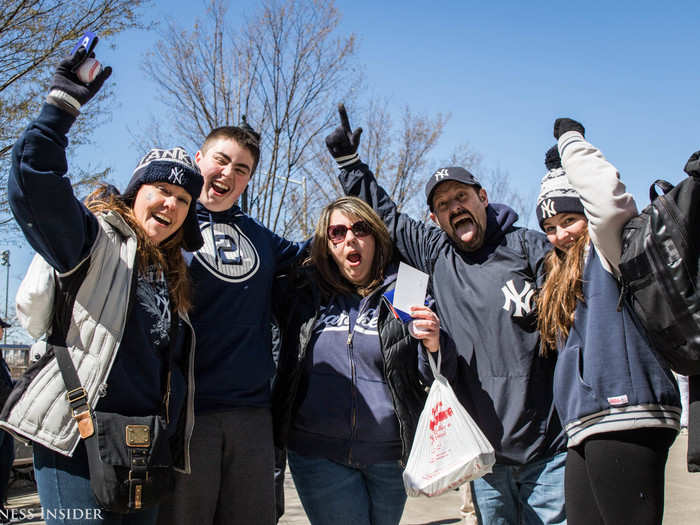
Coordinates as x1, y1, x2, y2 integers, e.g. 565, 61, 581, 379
6, 432, 700, 524
280, 432, 700, 525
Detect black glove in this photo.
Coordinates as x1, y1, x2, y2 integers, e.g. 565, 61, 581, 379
553, 118, 585, 140
544, 145, 561, 170
325, 104, 363, 167
47, 47, 112, 116
684, 150, 700, 178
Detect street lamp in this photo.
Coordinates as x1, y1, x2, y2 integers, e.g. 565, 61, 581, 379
0, 250, 9, 343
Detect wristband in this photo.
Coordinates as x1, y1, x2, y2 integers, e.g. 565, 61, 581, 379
334, 152, 359, 168
47, 89, 82, 116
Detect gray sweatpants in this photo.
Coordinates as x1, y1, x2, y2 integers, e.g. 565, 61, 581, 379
157, 407, 276, 525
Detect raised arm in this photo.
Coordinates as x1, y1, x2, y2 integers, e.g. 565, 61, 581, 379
8, 45, 112, 273
555, 118, 638, 275
325, 104, 443, 273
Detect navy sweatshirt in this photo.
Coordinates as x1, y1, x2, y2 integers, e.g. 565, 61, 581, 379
284, 269, 455, 466
187, 204, 306, 412
339, 161, 566, 465
289, 292, 403, 464
9, 103, 184, 421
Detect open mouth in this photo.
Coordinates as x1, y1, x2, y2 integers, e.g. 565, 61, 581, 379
152, 212, 172, 226
211, 181, 231, 195
451, 214, 473, 229
347, 253, 362, 265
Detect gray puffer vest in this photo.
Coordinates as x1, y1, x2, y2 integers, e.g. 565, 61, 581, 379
0, 212, 196, 473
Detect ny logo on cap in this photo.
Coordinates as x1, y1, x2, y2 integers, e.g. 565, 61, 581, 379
540, 199, 557, 219
435, 168, 449, 181
169, 167, 184, 185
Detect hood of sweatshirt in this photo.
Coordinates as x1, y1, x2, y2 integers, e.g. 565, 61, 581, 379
465, 202, 519, 261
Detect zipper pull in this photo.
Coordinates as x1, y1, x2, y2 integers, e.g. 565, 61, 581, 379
347, 332, 353, 346
163, 371, 172, 425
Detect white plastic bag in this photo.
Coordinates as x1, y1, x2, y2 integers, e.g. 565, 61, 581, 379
15, 253, 55, 339
403, 351, 495, 497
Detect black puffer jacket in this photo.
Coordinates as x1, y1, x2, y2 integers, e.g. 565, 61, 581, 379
271, 265, 454, 466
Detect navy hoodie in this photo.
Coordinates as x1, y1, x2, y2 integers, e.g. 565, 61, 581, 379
187, 203, 306, 412
339, 161, 565, 465
279, 267, 457, 466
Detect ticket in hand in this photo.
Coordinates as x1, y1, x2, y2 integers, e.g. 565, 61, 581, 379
384, 262, 429, 322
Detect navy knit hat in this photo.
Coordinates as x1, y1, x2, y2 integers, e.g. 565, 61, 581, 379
123, 147, 204, 251
425, 167, 481, 211
536, 146, 584, 230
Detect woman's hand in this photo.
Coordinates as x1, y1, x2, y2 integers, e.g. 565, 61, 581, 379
409, 306, 440, 353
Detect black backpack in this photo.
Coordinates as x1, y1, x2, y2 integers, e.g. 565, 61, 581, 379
618, 152, 700, 375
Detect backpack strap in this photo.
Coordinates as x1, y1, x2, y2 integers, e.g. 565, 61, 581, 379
649, 180, 674, 201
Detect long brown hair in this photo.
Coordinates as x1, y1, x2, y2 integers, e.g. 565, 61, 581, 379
309, 197, 393, 297
85, 184, 192, 314
537, 229, 590, 356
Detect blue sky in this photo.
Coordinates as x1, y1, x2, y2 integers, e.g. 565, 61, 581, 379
3, 0, 700, 341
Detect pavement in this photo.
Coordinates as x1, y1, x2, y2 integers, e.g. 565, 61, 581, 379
5, 432, 699, 524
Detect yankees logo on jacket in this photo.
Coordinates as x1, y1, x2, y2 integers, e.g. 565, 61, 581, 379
339, 162, 565, 466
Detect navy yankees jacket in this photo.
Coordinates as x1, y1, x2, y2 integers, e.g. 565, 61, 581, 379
553, 130, 680, 446
339, 162, 566, 465
186, 204, 307, 412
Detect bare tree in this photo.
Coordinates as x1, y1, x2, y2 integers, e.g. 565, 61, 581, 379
143, 0, 527, 236
480, 166, 534, 227
142, 0, 360, 238
0, 0, 152, 230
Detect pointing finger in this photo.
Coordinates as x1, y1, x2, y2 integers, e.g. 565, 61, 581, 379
338, 103, 351, 133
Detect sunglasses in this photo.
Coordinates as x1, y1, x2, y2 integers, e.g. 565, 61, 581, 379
327, 220, 372, 244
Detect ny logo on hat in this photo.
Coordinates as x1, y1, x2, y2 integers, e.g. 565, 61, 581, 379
540, 199, 557, 219
169, 167, 184, 185
435, 168, 449, 181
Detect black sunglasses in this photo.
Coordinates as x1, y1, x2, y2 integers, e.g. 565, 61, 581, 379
327, 220, 372, 243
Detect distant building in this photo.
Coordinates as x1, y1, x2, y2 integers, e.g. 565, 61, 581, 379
1, 345, 30, 379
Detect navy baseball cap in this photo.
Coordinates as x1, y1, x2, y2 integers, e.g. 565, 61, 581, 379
425, 167, 481, 211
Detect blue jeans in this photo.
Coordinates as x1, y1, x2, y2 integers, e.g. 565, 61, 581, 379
472, 451, 566, 525
33, 442, 158, 525
287, 450, 406, 525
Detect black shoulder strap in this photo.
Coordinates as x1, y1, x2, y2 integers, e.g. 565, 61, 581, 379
53, 265, 178, 435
